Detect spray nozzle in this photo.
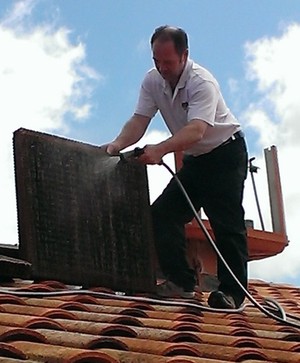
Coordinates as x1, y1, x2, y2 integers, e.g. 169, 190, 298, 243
119, 147, 145, 162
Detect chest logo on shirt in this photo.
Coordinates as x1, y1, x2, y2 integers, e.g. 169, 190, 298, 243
181, 102, 188, 111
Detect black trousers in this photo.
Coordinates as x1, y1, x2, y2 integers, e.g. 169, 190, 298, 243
151, 137, 248, 306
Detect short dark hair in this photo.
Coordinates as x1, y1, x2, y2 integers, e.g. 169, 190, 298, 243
150, 25, 188, 56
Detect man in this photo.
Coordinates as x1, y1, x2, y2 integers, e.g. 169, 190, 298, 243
106, 25, 248, 309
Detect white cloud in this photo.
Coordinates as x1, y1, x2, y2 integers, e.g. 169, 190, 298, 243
0, 1, 100, 244
1, 0, 36, 28
242, 23, 300, 282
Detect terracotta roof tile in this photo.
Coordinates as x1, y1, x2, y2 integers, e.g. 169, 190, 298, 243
0, 279, 299, 362
0, 326, 46, 343
11, 341, 118, 362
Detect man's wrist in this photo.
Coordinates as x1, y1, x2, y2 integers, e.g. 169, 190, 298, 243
156, 138, 176, 156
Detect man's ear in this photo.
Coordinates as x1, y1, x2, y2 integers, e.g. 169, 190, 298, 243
183, 49, 189, 62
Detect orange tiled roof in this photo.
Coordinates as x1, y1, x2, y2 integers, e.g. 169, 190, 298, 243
0, 279, 299, 362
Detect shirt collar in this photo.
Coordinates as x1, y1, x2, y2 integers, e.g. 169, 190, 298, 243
177, 58, 193, 89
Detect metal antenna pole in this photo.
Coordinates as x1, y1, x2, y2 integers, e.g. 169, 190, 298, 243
249, 157, 265, 231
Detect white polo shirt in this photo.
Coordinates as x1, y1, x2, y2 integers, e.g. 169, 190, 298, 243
134, 59, 241, 156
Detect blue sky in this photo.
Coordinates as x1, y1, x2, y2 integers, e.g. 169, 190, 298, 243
14, 0, 298, 149
1, 0, 300, 286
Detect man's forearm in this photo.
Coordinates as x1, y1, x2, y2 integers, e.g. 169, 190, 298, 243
157, 119, 207, 155
113, 114, 150, 150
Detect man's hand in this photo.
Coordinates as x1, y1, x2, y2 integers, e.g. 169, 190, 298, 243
101, 141, 122, 156
138, 144, 165, 165
101, 114, 151, 156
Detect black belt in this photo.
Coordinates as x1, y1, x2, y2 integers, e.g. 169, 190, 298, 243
219, 130, 244, 147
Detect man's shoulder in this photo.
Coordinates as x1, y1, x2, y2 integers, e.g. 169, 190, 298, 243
188, 60, 218, 86
142, 68, 163, 88
144, 67, 160, 78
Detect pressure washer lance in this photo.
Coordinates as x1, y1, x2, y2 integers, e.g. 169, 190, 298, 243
117, 146, 300, 328
119, 147, 146, 162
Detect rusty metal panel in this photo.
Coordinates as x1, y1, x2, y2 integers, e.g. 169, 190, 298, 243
13, 128, 156, 292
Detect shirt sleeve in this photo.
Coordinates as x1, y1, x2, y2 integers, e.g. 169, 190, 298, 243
134, 73, 158, 119
187, 80, 219, 126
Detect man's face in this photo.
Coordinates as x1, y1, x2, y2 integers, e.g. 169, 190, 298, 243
152, 40, 187, 86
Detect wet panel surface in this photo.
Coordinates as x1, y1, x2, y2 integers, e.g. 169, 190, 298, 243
13, 128, 156, 292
